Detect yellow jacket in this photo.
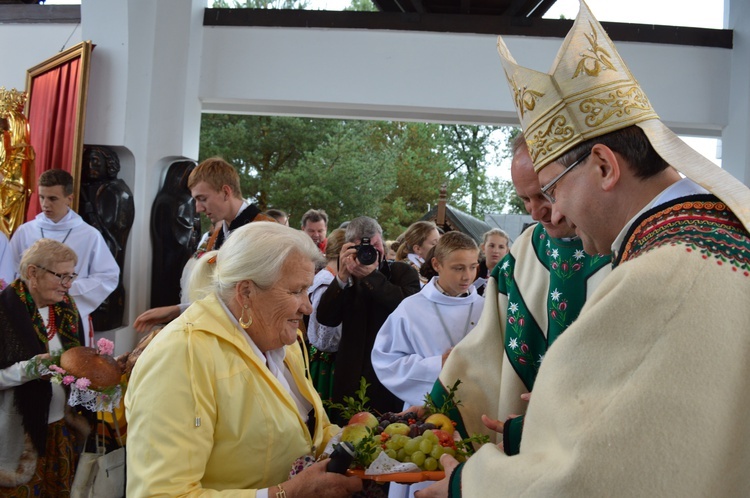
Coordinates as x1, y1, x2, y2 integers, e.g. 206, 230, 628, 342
125, 293, 339, 497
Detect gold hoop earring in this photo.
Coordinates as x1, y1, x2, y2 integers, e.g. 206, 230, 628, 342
239, 304, 253, 328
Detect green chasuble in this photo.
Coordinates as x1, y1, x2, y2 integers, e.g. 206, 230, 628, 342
431, 223, 611, 454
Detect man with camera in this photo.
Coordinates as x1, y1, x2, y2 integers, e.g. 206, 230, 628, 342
317, 216, 421, 422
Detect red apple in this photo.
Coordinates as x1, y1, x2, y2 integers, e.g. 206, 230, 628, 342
348, 411, 378, 430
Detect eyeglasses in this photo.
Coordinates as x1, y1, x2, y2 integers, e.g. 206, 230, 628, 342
36, 265, 78, 285
540, 149, 592, 204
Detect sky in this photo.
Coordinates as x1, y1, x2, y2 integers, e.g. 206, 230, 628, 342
44, 0, 724, 169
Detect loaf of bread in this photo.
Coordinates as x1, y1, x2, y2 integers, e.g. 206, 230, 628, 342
60, 346, 122, 390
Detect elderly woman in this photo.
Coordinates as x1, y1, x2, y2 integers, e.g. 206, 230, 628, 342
0, 239, 85, 496
125, 222, 362, 497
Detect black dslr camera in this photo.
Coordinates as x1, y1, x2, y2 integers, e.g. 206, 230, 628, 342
353, 237, 379, 266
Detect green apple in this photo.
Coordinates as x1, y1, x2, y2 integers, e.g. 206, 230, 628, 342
348, 411, 378, 430
341, 423, 370, 445
383, 422, 410, 436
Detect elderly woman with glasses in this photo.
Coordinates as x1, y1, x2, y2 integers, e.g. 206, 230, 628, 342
126, 222, 362, 497
0, 238, 86, 496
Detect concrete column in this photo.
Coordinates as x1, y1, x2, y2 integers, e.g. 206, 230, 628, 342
721, 0, 750, 184
81, 0, 205, 353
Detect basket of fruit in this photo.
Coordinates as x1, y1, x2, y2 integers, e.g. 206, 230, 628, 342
326, 379, 489, 482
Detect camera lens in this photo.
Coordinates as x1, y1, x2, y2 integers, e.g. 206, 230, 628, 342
357, 245, 378, 265
355, 238, 379, 266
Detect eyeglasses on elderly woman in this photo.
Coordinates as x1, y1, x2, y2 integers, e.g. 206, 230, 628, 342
34, 265, 78, 285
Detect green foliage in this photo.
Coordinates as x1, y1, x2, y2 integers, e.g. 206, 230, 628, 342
423, 379, 462, 415
439, 124, 509, 217
324, 377, 371, 420
344, 0, 378, 11
199, 114, 522, 234
455, 433, 491, 457
272, 120, 398, 228
353, 428, 380, 467
211, 0, 309, 8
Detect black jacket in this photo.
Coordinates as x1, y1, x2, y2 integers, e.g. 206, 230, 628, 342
317, 260, 420, 421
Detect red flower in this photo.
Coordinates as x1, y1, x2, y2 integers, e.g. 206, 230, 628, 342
518, 357, 527, 365
519, 318, 525, 327
562, 262, 569, 272
572, 263, 581, 271
521, 343, 529, 353
551, 262, 558, 270
559, 302, 568, 311
551, 310, 557, 319
508, 316, 515, 324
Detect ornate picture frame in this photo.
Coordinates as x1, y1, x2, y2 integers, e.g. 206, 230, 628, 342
24, 40, 93, 214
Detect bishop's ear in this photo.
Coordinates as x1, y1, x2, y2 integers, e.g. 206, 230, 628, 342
591, 144, 621, 192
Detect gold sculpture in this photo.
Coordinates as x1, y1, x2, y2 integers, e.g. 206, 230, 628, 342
0, 87, 35, 237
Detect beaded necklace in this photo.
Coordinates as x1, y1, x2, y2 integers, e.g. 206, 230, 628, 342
45, 306, 57, 340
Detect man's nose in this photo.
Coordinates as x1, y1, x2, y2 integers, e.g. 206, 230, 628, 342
550, 204, 566, 227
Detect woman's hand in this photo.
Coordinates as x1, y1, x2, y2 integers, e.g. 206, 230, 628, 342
414, 454, 461, 498
32, 353, 51, 380
277, 459, 362, 498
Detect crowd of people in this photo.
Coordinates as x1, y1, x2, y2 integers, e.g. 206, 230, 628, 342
2, 1, 750, 496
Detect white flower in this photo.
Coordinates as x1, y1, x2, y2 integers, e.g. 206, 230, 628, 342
538, 353, 545, 364
509, 302, 519, 313
551, 289, 561, 301
551, 248, 559, 259
573, 249, 586, 260
501, 260, 510, 270
509, 338, 519, 350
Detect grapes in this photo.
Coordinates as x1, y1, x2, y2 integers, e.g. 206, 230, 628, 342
404, 437, 421, 455
410, 450, 426, 467
419, 439, 433, 454
364, 410, 463, 471
423, 430, 439, 444
430, 445, 444, 460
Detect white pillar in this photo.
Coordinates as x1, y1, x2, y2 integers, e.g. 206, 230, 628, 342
81, 0, 205, 353
721, 0, 750, 184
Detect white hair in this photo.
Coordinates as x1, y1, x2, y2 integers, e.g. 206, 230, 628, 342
213, 221, 324, 304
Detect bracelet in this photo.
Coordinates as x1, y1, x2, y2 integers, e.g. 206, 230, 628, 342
275, 483, 287, 498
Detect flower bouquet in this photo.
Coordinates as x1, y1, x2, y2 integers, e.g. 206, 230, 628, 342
30, 338, 124, 412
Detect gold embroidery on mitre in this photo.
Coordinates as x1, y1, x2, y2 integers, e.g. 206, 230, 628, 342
526, 114, 575, 164
507, 74, 545, 119
574, 22, 617, 78
580, 85, 655, 128
496, 0, 665, 171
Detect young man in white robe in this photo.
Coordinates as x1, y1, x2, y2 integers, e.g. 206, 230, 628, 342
9, 169, 118, 344
372, 231, 484, 498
